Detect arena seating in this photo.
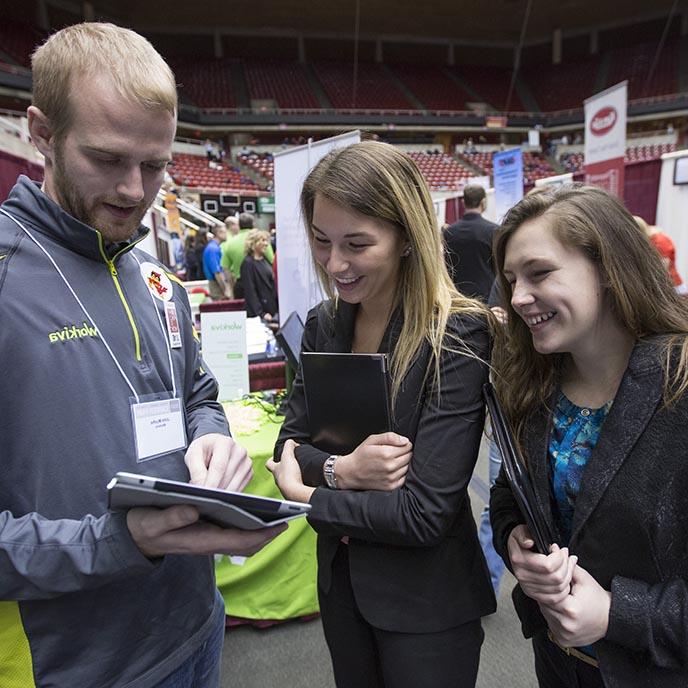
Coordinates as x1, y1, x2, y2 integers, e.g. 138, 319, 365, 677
605, 39, 679, 99
523, 56, 601, 112
407, 151, 475, 190
169, 153, 259, 190
560, 143, 678, 172
522, 152, 557, 184
460, 152, 495, 176
170, 58, 237, 109
238, 151, 274, 181
312, 61, 414, 109
454, 65, 524, 111
389, 64, 472, 110
560, 152, 584, 173
243, 59, 320, 109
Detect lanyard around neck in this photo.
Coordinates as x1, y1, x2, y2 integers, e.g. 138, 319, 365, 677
0, 207, 176, 402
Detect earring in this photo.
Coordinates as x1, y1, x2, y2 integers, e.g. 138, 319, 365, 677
402, 246, 412, 257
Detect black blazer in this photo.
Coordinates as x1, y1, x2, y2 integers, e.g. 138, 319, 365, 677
240, 255, 277, 318
444, 213, 497, 302
275, 300, 496, 633
490, 337, 688, 688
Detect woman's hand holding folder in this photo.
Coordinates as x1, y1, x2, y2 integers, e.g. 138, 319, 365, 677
336, 432, 412, 491
507, 524, 577, 606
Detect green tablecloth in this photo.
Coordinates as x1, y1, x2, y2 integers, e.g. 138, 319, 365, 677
215, 401, 319, 620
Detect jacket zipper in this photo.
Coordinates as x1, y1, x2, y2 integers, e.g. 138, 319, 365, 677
97, 232, 145, 362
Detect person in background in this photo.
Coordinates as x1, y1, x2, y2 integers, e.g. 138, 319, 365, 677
221, 212, 274, 299
444, 184, 497, 302
203, 224, 231, 300
194, 227, 210, 280
634, 215, 687, 294
490, 185, 688, 688
0, 22, 282, 688
476, 279, 508, 597
240, 229, 278, 326
184, 232, 202, 281
267, 141, 496, 688
225, 214, 239, 237
169, 230, 184, 274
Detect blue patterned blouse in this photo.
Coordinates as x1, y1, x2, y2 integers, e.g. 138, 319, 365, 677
548, 392, 613, 546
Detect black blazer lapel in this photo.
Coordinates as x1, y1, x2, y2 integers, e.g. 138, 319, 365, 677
570, 339, 664, 544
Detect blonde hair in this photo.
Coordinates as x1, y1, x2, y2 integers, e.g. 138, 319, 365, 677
492, 184, 688, 448
244, 229, 270, 256
31, 22, 177, 141
300, 140, 491, 405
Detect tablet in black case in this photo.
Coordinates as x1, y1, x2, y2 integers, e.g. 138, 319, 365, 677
107, 472, 311, 530
300, 351, 392, 455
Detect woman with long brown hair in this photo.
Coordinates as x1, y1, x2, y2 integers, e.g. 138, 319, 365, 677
490, 184, 688, 688
267, 141, 496, 687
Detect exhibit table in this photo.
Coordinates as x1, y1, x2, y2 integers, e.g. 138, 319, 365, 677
215, 399, 319, 622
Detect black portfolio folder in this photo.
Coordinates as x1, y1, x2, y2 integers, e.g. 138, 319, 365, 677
483, 382, 555, 554
300, 352, 392, 455
275, 311, 305, 370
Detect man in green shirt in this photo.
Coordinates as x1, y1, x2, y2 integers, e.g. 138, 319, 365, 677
221, 212, 273, 299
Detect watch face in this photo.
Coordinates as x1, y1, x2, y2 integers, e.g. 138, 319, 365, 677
324, 457, 337, 488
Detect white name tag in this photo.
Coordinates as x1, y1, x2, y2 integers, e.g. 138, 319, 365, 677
164, 301, 183, 349
131, 397, 187, 462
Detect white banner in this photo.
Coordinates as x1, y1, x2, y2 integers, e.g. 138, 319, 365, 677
584, 82, 627, 166
200, 310, 249, 401
274, 131, 361, 326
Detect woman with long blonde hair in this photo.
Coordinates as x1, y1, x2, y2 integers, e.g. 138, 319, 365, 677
490, 184, 688, 688
267, 141, 496, 688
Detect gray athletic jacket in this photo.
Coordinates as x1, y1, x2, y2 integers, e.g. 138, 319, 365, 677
0, 176, 229, 687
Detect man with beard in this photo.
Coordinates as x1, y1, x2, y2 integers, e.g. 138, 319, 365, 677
0, 23, 284, 688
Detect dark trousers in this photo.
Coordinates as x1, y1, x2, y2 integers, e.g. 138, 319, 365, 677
318, 544, 484, 688
533, 631, 606, 688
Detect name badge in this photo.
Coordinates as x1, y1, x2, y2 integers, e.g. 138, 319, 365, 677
130, 395, 187, 462
164, 301, 183, 349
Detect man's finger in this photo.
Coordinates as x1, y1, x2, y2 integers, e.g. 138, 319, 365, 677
185, 445, 208, 486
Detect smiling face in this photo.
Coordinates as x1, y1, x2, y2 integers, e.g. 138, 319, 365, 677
42, 76, 176, 243
503, 215, 612, 361
310, 193, 406, 311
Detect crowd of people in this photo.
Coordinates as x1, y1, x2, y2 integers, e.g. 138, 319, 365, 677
2, 19, 688, 688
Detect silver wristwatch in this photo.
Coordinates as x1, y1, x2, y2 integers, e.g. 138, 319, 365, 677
323, 455, 339, 489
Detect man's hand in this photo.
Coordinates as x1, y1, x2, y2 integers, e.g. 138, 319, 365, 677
507, 525, 576, 606
127, 505, 287, 559
539, 564, 611, 647
336, 432, 412, 490
185, 433, 252, 491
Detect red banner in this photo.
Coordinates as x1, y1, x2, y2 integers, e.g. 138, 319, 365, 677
584, 157, 625, 198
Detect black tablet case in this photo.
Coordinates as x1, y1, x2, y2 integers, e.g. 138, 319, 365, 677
300, 352, 392, 455
275, 311, 305, 370
483, 382, 555, 554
